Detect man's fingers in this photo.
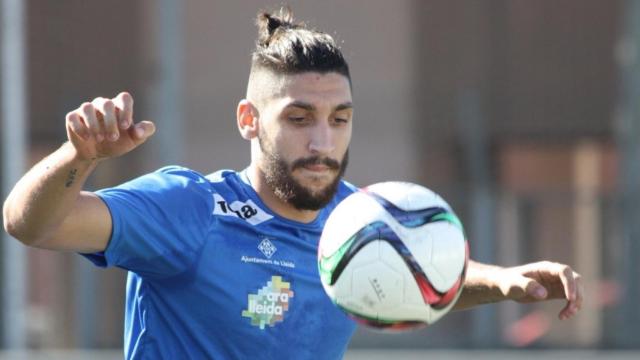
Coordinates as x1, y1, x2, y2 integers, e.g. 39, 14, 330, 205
512, 261, 583, 319
542, 263, 581, 320
539, 261, 577, 301
559, 271, 583, 320
64, 92, 148, 161
522, 261, 579, 300
129, 120, 156, 143
524, 278, 548, 300
79, 102, 103, 142
92, 97, 119, 141
557, 264, 577, 302
574, 272, 583, 310
66, 112, 89, 141
505, 274, 547, 301
114, 92, 134, 129
559, 301, 574, 320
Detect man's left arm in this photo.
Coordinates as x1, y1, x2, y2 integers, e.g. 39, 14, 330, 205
453, 260, 583, 320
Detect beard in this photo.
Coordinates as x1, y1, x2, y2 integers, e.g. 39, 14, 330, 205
258, 135, 349, 211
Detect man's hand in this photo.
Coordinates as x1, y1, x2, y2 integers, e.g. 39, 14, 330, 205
66, 92, 155, 161
3, 91, 155, 250
455, 260, 583, 320
496, 261, 583, 320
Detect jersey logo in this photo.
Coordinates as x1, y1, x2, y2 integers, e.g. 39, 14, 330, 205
213, 194, 273, 225
258, 237, 277, 258
240, 237, 296, 269
242, 276, 294, 329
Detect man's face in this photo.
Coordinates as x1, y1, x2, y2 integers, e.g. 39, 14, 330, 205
256, 72, 353, 210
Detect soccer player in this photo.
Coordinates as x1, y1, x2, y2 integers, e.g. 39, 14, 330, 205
3, 8, 582, 359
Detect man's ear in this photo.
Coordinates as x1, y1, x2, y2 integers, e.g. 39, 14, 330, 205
237, 99, 260, 140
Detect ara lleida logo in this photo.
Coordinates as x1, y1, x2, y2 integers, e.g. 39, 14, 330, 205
242, 276, 294, 329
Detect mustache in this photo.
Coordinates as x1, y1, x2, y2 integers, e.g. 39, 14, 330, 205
292, 156, 341, 170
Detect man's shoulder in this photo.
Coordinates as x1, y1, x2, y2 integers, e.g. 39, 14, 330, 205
141, 166, 240, 189
148, 167, 248, 201
97, 165, 217, 198
137, 165, 213, 191
154, 165, 210, 182
204, 169, 239, 183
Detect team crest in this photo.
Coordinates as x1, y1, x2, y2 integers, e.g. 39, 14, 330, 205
258, 237, 277, 258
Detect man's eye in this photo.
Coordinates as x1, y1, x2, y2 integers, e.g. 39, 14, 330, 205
333, 117, 350, 125
289, 116, 306, 123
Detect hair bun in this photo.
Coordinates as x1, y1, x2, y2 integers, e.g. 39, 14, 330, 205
256, 7, 296, 46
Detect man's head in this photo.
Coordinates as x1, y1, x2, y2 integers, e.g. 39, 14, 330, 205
237, 8, 352, 211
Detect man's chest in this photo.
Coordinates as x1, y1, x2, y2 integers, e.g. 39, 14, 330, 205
188, 219, 337, 330
139, 203, 356, 358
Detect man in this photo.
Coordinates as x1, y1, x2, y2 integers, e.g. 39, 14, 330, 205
3, 8, 582, 359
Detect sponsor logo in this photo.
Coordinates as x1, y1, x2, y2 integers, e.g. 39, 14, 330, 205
240, 256, 296, 268
242, 276, 294, 329
240, 237, 296, 269
258, 237, 277, 258
213, 194, 273, 225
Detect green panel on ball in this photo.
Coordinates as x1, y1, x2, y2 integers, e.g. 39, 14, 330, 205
432, 212, 464, 233
318, 235, 356, 286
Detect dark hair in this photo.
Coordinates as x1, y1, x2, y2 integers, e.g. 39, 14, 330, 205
251, 7, 350, 80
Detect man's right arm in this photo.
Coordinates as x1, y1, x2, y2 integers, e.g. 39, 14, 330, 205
2, 92, 155, 253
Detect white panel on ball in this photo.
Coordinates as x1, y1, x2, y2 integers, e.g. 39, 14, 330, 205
425, 223, 466, 292
318, 191, 383, 257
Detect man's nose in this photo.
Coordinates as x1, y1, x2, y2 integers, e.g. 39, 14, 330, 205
308, 121, 335, 154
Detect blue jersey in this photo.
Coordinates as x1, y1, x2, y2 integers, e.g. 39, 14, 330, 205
82, 166, 358, 359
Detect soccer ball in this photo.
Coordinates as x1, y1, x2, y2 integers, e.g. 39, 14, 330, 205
318, 182, 469, 331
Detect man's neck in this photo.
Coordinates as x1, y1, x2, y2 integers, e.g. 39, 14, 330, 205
246, 164, 320, 223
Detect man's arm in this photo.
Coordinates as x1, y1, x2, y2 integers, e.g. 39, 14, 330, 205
2, 92, 155, 252
453, 260, 583, 320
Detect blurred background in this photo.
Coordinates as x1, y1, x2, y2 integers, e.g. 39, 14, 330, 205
1, 0, 639, 358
